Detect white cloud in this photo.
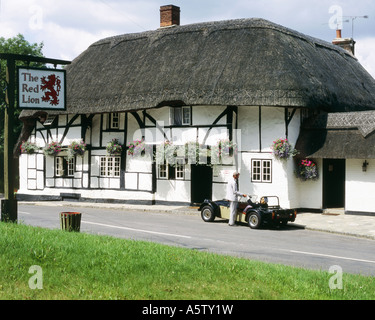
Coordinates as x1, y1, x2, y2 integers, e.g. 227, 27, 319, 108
39, 22, 116, 61
356, 37, 375, 79
0, 0, 152, 60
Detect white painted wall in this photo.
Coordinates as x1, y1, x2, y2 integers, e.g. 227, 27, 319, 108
19, 154, 28, 191
235, 106, 303, 209
346, 159, 375, 213
295, 158, 323, 209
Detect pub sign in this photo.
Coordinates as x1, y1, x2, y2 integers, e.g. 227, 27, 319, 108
18, 67, 66, 110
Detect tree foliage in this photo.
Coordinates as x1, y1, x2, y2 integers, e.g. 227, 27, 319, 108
0, 33, 44, 109
0, 34, 44, 191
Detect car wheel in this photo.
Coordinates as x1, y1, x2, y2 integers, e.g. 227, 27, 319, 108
201, 206, 215, 222
248, 212, 262, 229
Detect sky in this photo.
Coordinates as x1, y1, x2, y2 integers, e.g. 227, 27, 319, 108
0, 0, 374, 78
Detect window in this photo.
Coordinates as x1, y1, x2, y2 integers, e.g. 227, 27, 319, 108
158, 163, 168, 179
100, 156, 121, 177
170, 107, 191, 125
251, 159, 272, 183
55, 157, 64, 176
158, 159, 185, 180
55, 156, 75, 177
43, 115, 56, 126
182, 107, 191, 125
175, 159, 184, 179
109, 113, 120, 129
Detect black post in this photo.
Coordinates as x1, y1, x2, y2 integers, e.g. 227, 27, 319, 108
1, 56, 17, 222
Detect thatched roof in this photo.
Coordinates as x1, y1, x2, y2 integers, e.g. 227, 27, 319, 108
295, 111, 375, 159
20, 18, 375, 120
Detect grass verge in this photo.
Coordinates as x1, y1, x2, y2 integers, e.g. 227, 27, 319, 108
0, 222, 374, 300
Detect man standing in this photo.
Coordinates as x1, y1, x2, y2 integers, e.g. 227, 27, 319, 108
226, 171, 246, 226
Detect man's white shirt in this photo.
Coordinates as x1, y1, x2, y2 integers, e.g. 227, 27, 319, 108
226, 178, 244, 201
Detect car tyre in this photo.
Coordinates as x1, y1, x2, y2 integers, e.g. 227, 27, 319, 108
248, 212, 262, 229
201, 206, 215, 222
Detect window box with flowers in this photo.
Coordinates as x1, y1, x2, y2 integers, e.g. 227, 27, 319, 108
106, 138, 123, 156
271, 138, 298, 160
67, 140, 87, 159
43, 141, 62, 156
20, 141, 39, 154
295, 158, 319, 181
127, 138, 146, 157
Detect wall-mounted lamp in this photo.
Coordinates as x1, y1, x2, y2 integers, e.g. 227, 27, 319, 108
362, 160, 369, 172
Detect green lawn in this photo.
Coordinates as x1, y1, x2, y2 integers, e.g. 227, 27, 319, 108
0, 222, 374, 300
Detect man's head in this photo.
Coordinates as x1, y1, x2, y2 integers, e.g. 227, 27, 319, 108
233, 171, 240, 179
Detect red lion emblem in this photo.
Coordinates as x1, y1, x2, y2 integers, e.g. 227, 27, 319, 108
40, 74, 61, 106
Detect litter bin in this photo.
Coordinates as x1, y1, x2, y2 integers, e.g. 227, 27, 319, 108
60, 212, 81, 232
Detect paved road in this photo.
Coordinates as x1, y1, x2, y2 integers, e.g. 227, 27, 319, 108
18, 203, 375, 276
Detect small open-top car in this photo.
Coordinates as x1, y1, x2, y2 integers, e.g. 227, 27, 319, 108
199, 195, 297, 229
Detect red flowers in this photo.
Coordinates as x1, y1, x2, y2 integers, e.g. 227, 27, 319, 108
296, 158, 318, 181
300, 159, 315, 167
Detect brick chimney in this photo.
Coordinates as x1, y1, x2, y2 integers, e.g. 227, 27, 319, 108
160, 5, 180, 27
332, 29, 356, 55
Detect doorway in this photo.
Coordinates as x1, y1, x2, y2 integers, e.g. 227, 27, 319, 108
323, 159, 345, 208
191, 164, 212, 205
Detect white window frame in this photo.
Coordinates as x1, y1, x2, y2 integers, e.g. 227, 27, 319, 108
251, 159, 272, 183
67, 157, 75, 176
170, 107, 191, 126
158, 163, 168, 179
109, 112, 120, 129
181, 107, 191, 125
105, 112, 120, 130
55, 156, 75, 177
175, 158, 185, 180
157, 159, 185, 180
100, 156, 121, 177
55, 156, 64, 177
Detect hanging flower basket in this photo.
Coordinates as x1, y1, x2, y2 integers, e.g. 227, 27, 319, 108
295, 158, 319, 181
127, 138, 145, 157
67, 140, 86, 159
271, 138, 298, 160
20, 141, 38, 154
106, 138, 123, 155
211, 139, 237, 164
43, 141, 62, 156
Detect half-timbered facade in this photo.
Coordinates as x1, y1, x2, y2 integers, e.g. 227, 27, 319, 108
18, 104, 301, 207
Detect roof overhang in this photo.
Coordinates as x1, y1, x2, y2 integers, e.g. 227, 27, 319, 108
296, 111, 375, 159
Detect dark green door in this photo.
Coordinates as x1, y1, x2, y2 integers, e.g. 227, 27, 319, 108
323, 159, 345, 208
191, 164, 212, 205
